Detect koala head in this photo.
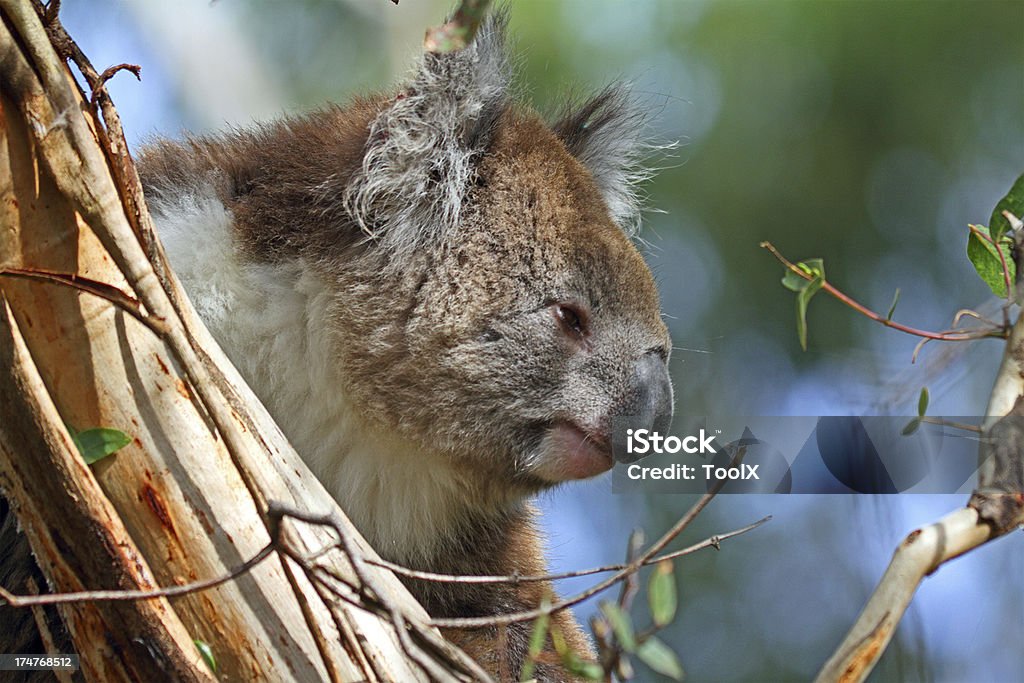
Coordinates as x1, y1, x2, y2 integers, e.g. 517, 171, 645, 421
330, 14, 673, 492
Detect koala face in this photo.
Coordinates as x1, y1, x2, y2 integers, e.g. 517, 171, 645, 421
297, 15, 678, 493
429, 113, 672, 485
143, 12, 673, 499
334, 109, 672, 489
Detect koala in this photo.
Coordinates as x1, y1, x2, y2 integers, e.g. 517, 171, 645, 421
0, 12, 672, 682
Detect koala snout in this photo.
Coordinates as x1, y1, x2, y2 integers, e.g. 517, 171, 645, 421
613, 350, 674, 464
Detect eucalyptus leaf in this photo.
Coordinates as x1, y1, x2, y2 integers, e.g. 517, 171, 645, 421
782, 269, 808, 292
967, 224, 1015, 297
917, 387, 929, 417
796, 275, 824, 350
989, 172, 1024, 243
72, 427, 131, 465
194, 640, 216, 674
600, 602, 636, 652
886, 288, 900, 321
637, 636, 685, 680
902, 418, 921, 436
781, 258, 825, 292
648, 560, 677, 628
521, 602, 550, 682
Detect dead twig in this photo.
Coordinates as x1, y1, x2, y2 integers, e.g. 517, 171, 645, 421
0, 545, 275, 608
432, 446, 749, 629
367, 516, 770, 585
0, 267, 168, 336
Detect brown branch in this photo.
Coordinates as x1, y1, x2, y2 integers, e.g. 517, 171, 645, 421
0, 500, 490, 682
90, 62, 140, 108
33, 0, 166, 279
816, 235, 1024, 682
813, 507, 1003, 683
267, 503, 496, 683
0, 267, 168, 336
0, 490, 763, 681
4, 4, 466, 679
24, 578, 74, 683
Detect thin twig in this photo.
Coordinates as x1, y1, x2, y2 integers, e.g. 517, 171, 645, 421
269, 504, 493, 683
24, 578, 74, 683
761, 241, 1006, 342
0, 267, 168, 337
918, 416, 982, 434
0, 545, 274, 607
90, 62, 140, 108
617, 528, 645, 613
431, 446, 750, 629
366, 516, 770, 585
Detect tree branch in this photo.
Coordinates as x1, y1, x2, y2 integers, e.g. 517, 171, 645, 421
816, 254, 1024, 681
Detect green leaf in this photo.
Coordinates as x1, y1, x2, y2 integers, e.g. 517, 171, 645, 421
989, 172, 1024, 243
781, 258, 825, 292
902, 418, 921, 436
886, 288, 900, 321
599, 602, 636, 652
796, 275, 824, 350
781, 270, 806, 292
637, 636, 685, 680
549, 622, 603, 680
564, 656, 604, 681
780, 258, 828, 350
521, 599, 550, 682
194, 639, 216, 673
648, 560, 677, 628
967, 225, 1015, 297
72, 427, 131, 464
917, 387, 929, 417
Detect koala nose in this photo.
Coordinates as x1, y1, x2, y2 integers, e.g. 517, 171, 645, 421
613, 350, 674, 463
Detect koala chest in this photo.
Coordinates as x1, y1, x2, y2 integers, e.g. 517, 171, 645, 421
152, 191, 474, 566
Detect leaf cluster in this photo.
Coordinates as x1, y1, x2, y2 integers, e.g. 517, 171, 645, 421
521, 558, 684, 681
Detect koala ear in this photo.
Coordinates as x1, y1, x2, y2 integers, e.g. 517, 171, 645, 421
552, 86, 650, 234
345, 11, 512, 259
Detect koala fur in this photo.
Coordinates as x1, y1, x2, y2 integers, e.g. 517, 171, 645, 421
0, 12, 672, 682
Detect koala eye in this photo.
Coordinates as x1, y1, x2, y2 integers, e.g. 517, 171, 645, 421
551, 302, 589, 341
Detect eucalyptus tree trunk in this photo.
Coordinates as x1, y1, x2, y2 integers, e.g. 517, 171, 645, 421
0, 2, 466, 680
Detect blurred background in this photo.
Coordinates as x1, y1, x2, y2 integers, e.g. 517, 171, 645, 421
62, 1, 1023, 680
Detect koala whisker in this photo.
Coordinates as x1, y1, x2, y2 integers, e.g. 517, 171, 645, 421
672, 345, 713, 354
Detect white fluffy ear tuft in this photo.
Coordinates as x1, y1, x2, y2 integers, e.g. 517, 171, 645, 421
345, 12, 512, 261
552, 86, 653, 234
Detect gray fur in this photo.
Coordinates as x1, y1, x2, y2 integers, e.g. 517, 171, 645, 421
343, 13, 512, 264
552, 85, 653, 234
